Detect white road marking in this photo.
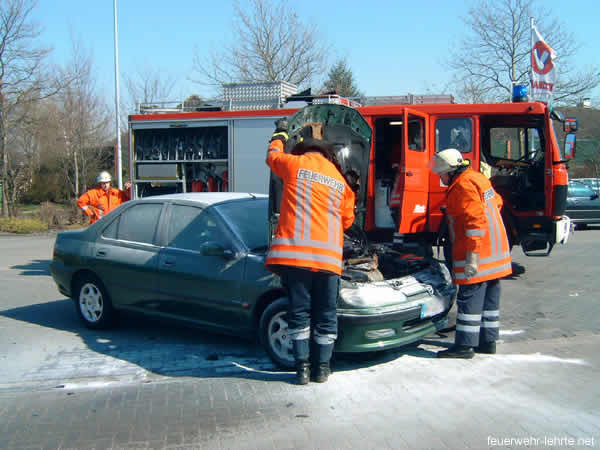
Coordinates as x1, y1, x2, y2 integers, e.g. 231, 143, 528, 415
500, 329, 525, 336
495, 353, 588, 366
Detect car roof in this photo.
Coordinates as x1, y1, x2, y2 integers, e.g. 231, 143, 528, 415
135, 192, 268, 207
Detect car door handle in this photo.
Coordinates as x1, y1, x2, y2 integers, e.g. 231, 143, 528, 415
162, 259, 176, 266
96, 250, 107, 257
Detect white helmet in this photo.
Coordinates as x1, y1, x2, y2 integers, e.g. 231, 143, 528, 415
428, 149, 464, 174
96, 171, 112, 183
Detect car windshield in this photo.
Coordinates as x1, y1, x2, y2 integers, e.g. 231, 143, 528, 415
215, 198, 269, 252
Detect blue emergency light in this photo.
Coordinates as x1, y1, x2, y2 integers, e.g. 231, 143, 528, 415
512, 84, 529, 102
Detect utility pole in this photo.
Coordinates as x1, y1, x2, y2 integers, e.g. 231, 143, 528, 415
113, 0, 123, 189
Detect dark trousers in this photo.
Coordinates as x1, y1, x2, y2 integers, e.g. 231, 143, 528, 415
279, 266, 339, 364
455, 279, 501, 347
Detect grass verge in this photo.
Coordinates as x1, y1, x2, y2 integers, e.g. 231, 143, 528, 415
0, 217, 49, 233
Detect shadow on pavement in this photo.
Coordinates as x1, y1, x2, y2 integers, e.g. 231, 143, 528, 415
2, 299, 444, 384
11, 259, 52, 276
2, 258, 452, 384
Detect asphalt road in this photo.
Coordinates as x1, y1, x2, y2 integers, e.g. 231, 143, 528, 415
0, 229, 599, 448
0, 228, 599, 389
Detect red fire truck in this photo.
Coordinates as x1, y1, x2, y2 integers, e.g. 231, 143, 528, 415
128, 91, 575, 256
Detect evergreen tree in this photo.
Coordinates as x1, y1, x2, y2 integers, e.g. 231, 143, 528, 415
322, 59, 362, 97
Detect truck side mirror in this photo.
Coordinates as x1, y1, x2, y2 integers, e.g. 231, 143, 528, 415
564, 133, 576, 160
563, 118, 578, 132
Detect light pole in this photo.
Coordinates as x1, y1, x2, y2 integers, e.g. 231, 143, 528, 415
113, 0, 123, 189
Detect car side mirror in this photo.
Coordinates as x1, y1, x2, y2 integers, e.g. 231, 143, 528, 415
564, 133, 576, 160
201, 241, 235, 259
592, 193, 599, 201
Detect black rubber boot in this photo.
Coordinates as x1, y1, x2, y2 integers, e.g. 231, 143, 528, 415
295, 361, 310, 385
313, 363, 331, 383
475, 341, 496, 354
437, 345, 475, 359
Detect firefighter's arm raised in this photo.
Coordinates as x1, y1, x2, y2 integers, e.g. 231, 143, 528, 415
266, 121, 294, 178
121, 182, 132, 202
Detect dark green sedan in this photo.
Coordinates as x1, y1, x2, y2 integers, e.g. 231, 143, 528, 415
50, 193, 456, 368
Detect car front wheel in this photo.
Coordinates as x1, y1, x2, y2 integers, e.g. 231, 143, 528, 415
74, 275, 115, 329
259, 298, 295, 369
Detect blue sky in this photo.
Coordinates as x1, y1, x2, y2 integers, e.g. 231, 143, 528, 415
32, 0, 600, 110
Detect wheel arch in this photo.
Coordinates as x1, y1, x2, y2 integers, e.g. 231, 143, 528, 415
253, 288, 287, 329
71, 269, 107, 300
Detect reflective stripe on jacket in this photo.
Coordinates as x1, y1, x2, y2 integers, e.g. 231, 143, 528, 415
266, 140, 355, 275
446, 168, 512, 284
77, 187, 130, 224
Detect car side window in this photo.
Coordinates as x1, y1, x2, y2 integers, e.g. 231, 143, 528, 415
569, 184, 593, 197
117, 203, 162, 244
101, 217, 119, 239
167, 205, 228, 251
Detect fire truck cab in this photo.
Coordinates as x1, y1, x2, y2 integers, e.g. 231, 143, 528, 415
280, 101, 575, 256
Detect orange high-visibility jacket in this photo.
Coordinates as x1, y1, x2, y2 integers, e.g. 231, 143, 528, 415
446, 168, 512, 284
266, 140, 355, 275
77, 187, 130, 224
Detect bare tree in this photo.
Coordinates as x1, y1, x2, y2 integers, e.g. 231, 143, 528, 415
58, 35, 111, 198
192, 0, 329, 91
124, 65, 176, 113
447, 0, 600, 104
20, 99, 74, 204
0, 0, 64, 216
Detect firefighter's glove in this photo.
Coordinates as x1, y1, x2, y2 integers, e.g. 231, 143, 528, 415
464, 251, 479, 280
270, 118, 289, 143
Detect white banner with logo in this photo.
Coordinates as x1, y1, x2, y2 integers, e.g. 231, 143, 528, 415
530, 23, 557, 103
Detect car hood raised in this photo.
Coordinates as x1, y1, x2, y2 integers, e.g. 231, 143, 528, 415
268, 104, 372, 231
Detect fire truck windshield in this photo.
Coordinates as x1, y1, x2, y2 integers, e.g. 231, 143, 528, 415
550, 115, 567, 160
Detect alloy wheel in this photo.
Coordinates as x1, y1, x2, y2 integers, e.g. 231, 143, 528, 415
79, 282, 104, 323
266, 310, 294, 366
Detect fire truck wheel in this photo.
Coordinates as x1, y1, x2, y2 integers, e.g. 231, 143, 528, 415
259, 298, 295, 370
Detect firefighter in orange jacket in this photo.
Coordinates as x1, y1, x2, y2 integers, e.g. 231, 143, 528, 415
266, 120, 355, 384
429, 149, 512, 358
77, 171, 131, 225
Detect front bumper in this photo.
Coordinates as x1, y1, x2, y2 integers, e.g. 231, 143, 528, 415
334, 269, 456, 353
554, 215, 571, 244
335, 309, 449, 353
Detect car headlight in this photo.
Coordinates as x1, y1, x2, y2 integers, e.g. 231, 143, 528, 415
340, 283, 411, 308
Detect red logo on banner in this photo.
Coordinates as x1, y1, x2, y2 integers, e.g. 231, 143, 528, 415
532, 41, 554, 75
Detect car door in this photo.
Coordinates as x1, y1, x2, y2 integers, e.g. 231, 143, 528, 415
156, 202, 247, 331
567, 183, 600, 223
395, 109, 430, 234
93, 201, 165, 309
